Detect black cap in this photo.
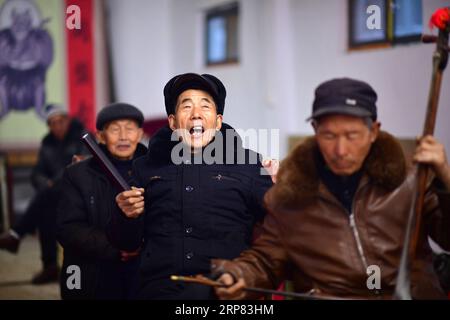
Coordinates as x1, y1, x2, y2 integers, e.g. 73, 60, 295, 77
163, 73, 226, 115
96, 103, 144, 130
45, 104, 67, 122
308, 78, 377, 121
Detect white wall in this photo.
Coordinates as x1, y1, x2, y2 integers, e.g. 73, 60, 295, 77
171, 0, 289, 158
172, 0, 269, 133
108, 0, 450, 158
107, 0, 172, 119
290, 0, 450, 152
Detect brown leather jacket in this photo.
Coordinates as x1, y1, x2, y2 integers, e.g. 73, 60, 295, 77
212, 132, 450, 299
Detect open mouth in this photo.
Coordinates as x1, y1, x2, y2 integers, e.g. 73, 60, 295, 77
117, 144, 131, 151
189, 125, 205, 138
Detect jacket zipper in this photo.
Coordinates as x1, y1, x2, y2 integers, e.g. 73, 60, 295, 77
320, 183, 369, 273
349, 213, 368, 272
348, 181, 369, 273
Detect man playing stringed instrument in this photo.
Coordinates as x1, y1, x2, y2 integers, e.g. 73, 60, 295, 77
212, 78, 450, 300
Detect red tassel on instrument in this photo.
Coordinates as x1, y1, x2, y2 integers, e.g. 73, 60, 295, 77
429, 7, 450, 30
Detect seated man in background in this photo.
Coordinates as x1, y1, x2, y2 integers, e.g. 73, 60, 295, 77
0, 105, 86, 284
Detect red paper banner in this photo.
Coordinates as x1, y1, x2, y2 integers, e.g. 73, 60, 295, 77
65, 0, 96, 132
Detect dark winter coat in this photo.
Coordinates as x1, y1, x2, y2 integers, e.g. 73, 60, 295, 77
57, 143, 147, 299
108, 124, 273, 299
